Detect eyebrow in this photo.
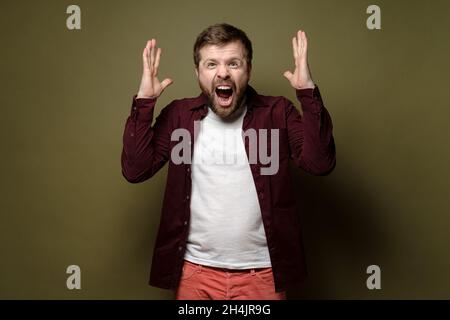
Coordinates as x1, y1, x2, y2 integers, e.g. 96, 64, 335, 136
203, 57, 243, 64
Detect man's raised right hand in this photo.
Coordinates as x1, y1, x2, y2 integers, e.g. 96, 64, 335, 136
136, 39, 173, 99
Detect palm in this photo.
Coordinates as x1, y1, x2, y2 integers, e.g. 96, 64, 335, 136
283, 30, 315, 90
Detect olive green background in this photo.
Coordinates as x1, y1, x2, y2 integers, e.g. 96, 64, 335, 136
1, 0, 449, 299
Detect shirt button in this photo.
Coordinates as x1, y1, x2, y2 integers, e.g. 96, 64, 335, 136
178, 246, 183, 251
187, 167, 190, 173
130, 133, 134, 137
184, 220, 188, 226
186, 195, 190, 200
133, 107, 137, 111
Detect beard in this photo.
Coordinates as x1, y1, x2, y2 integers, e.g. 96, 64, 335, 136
198, 80, 248, 119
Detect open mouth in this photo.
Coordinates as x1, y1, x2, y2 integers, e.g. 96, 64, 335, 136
215, 85, 234, 108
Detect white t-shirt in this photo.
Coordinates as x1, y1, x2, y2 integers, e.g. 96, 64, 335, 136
184, 104, 272, 269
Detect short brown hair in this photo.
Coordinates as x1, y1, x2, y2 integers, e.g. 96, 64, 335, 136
193, 23, 253, 69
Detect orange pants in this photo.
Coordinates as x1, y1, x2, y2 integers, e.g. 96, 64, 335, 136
175, 260, 286, 300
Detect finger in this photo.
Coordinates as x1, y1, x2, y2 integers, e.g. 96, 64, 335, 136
149, 39, 155, 71
161, 78, 173, 91
152, 39, 158, 71
283, 71, 293, 81
295, 30, 302, 56
297, 30, 303, 56
147, 40, 154, 87
143, 40, 152, 69
154, 48, 161, 76
142, 47, 150, 70
292, 37, 298, 60
147, 40, 152, 73
302, 31, 308, 58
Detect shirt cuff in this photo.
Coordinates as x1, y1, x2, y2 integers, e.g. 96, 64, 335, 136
132, 94, 157, 108
131, 94, 157, 121
295, 85, 323, 113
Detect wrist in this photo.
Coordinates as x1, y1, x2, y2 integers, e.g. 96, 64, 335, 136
298, 80, 315, 90
136, 93, 157, 99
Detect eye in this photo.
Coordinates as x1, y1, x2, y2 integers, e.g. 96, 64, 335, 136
229, 61, 239, 68
206, 62, 216, 68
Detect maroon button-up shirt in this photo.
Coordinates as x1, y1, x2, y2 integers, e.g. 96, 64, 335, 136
121, 85, 336, 292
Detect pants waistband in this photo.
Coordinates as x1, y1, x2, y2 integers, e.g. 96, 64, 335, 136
184, 259, 271, 273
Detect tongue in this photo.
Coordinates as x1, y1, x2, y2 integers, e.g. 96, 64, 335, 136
217, 91, 232, 98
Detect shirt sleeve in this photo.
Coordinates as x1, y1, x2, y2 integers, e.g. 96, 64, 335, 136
285, 85, 336, 175
121, 94, 172, 183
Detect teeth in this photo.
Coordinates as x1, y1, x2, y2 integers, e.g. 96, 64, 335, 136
217, 86, 231, 90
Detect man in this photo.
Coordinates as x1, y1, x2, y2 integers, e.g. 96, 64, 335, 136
121, 23, 336, 300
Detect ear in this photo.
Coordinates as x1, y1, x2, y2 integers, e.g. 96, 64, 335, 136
194, 67, 199, 78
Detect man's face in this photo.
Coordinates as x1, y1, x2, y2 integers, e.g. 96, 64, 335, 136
195, 41, 251, 119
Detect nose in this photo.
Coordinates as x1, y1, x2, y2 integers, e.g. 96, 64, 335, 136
216, 64, 230, 79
